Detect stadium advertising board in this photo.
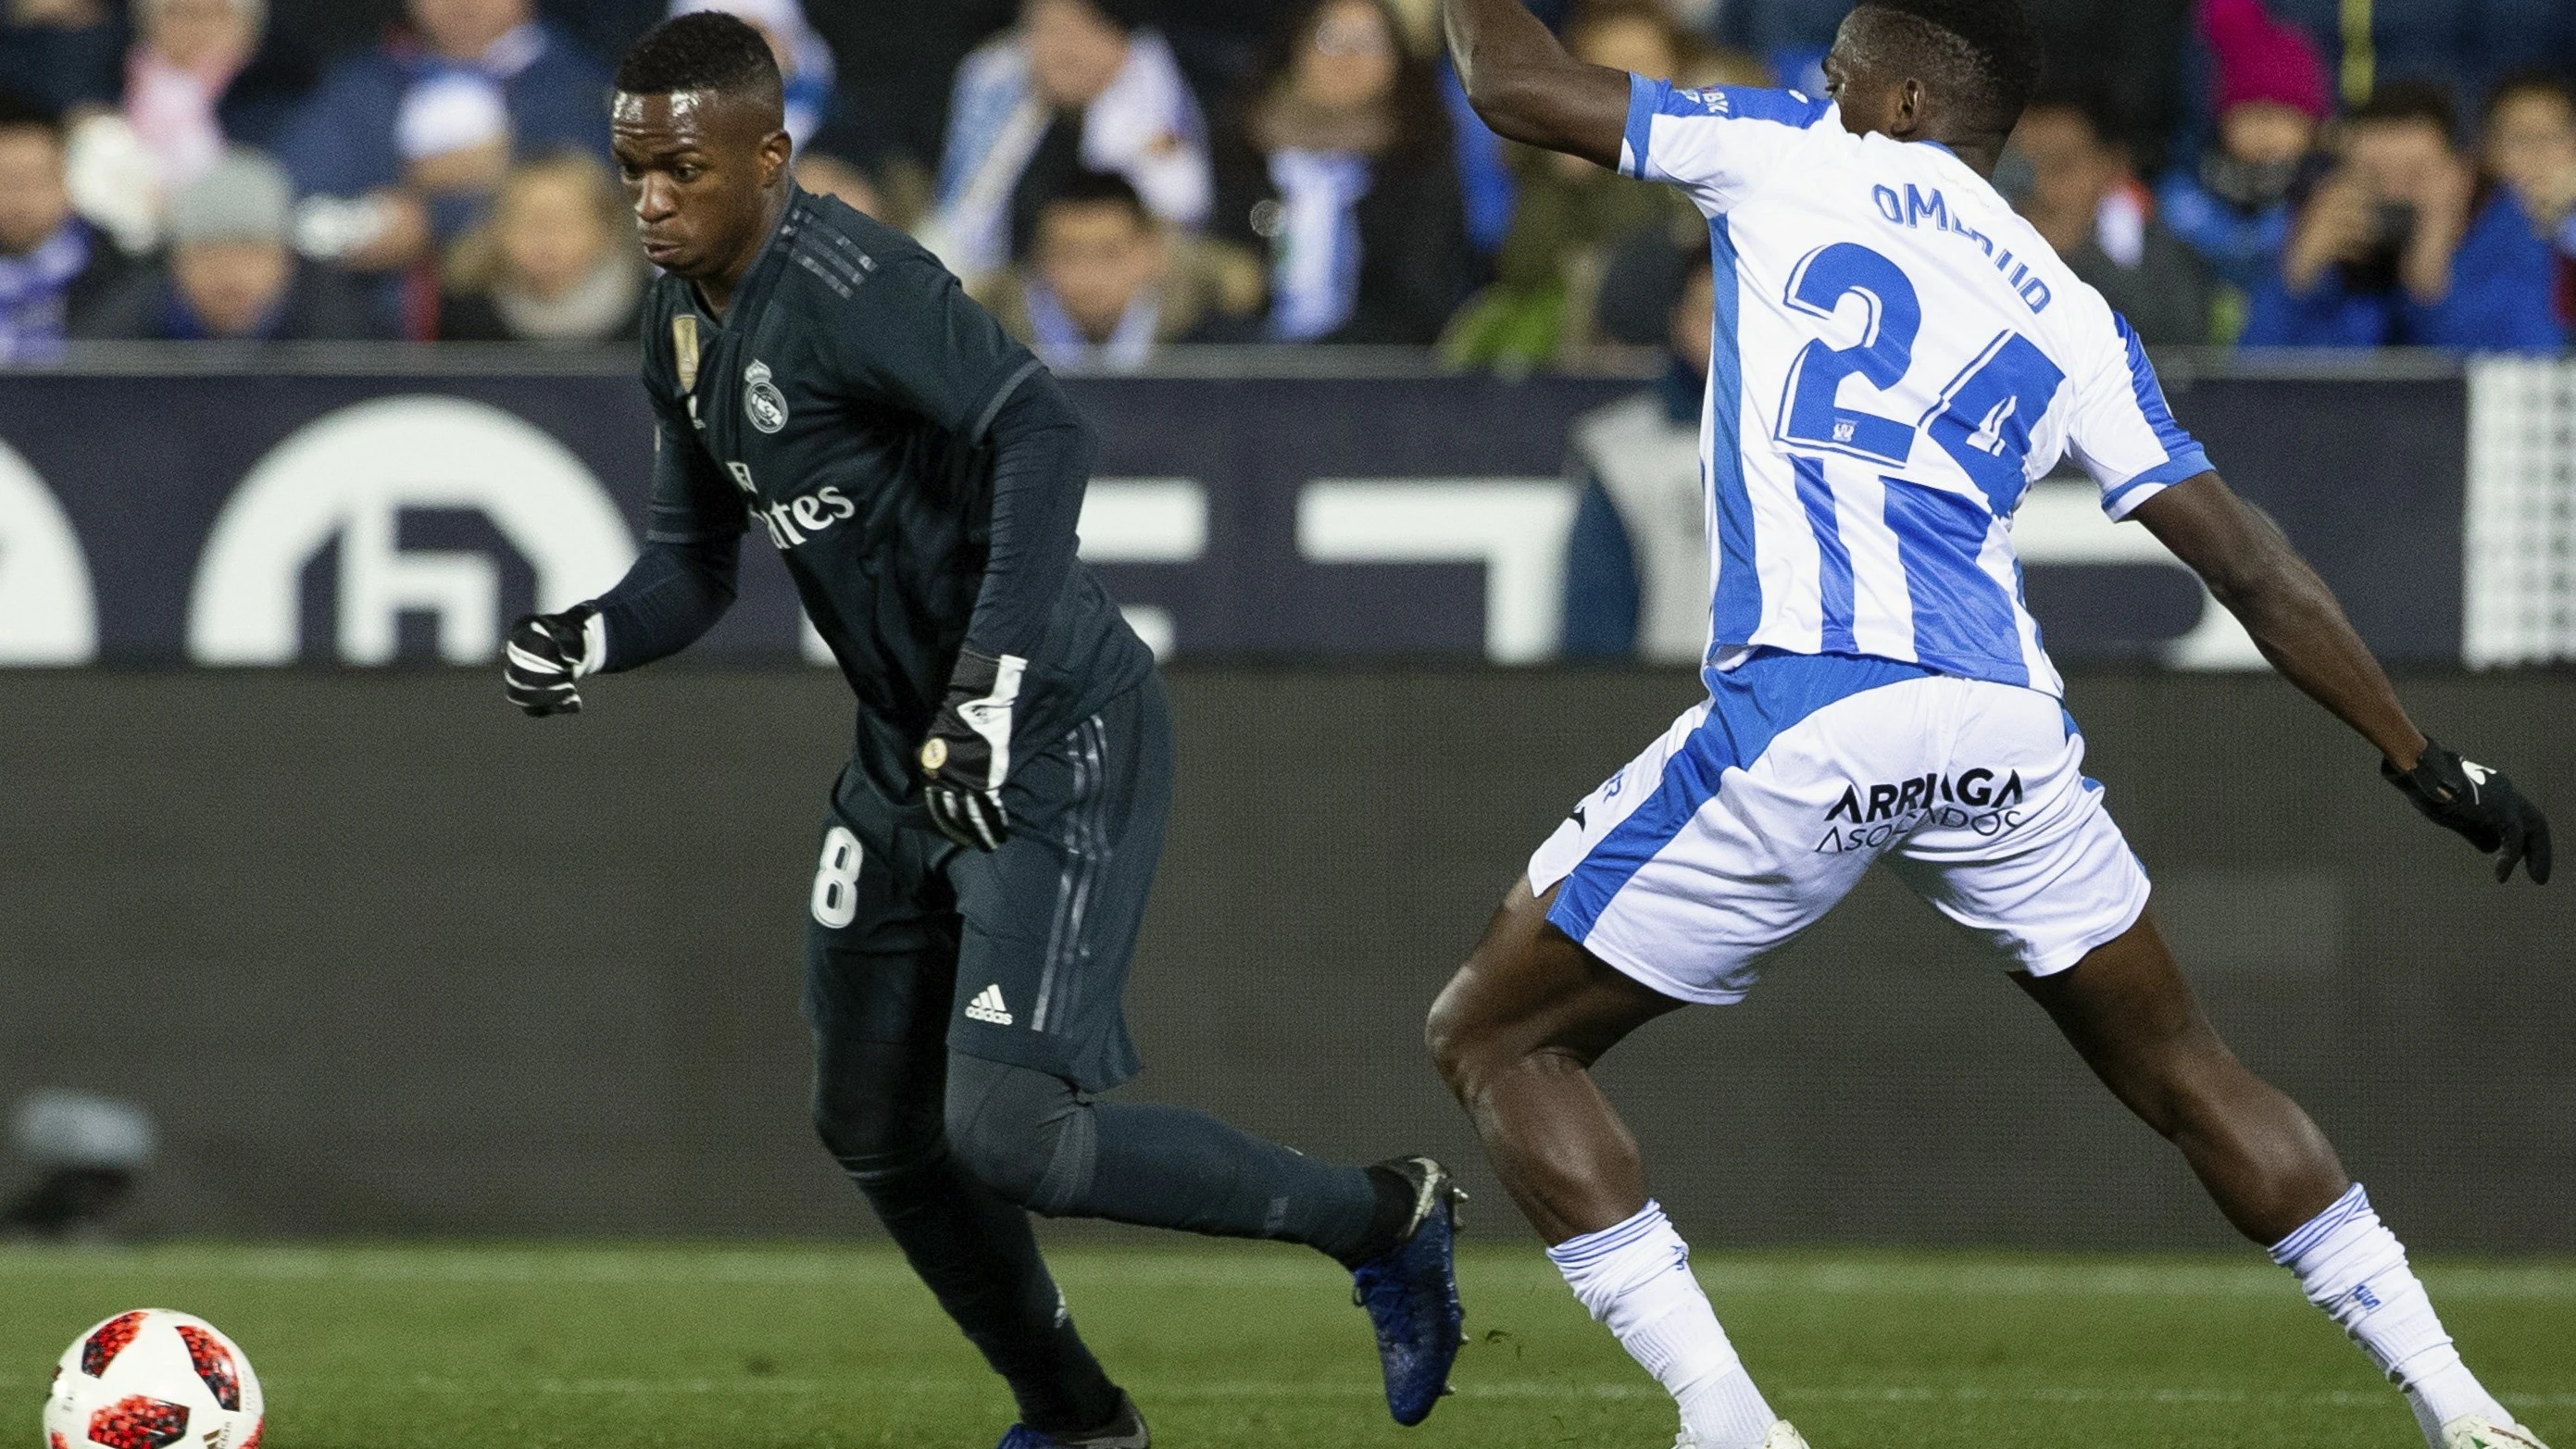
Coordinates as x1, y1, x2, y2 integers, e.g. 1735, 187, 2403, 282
0, 366, 2468, 668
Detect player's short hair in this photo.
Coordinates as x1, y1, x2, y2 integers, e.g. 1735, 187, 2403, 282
0, 88, 62, 138
2485, 69, 2576, 129
616, 11, 784, 118
1851, 0, 2043, 140
1077, 0, 1159, 32
1045, 170, 1151, 226
2348, 80, 2458, 140
2020, 81, 2123, 150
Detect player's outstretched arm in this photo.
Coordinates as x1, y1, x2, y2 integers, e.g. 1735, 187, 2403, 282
502, 534, 742, 718
1444, 0, 1630, 170
2133, 471, 2551, 883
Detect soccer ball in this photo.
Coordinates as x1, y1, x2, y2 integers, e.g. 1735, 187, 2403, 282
41, 1310, 263, 1449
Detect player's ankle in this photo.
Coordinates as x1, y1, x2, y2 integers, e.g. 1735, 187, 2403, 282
1022, 1383, 1132, 1439
1337, 1164, 1419, 1268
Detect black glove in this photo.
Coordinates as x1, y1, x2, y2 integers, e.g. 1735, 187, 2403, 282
920, 645, 1025, 852
2383, 738, 2552, 884
503, 605, 600, 718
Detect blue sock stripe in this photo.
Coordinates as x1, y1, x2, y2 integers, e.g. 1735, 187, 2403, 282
2270, 1183, 2372, 1266
1546, 1215, 1664, 1268
1547, 1201, 1668, 1268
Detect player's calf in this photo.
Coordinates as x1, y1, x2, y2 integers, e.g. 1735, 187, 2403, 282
944, 1055, 1470, 1424
1426, 882, 1684, 1242
1431, 885, 1802, 1449
940, 1054, 1402, 1255
2017, 914, 2351, 1243
2032, 920, 2533, 1449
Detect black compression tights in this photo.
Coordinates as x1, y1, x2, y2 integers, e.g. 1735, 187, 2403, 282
940, 1054, 1387, 1262
817, 1045, 1119, 1435
816, 1045, 1392, 1433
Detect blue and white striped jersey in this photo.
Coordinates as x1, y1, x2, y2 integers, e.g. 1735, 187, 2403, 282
1620, 76, 2213, 697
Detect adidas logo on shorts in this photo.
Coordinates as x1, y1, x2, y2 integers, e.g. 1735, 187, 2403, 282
965, 984, 1015, 1026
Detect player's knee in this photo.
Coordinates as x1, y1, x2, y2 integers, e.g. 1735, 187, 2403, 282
812, 1092, 942, 1183
942, 1056, 1093, 1215
1425, 968, 1504, 1095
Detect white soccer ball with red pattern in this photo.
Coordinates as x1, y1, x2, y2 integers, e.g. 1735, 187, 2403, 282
41, 1310, 263, 1449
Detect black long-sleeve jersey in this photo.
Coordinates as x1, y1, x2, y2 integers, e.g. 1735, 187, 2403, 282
592, 185, 1153, 812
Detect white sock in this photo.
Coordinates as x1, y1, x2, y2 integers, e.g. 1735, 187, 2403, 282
1549, 1201, 1777, 1449
2271, 1184, 2507, 1445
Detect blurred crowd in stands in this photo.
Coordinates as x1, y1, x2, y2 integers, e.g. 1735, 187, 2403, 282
0, 0, 2572, 366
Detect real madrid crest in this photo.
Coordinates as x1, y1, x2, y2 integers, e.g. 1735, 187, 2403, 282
744, 359, 789, 434
671, 314, 700, 393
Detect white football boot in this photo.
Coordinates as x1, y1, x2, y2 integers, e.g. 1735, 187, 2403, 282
2441, 1415, 2551, 1449
1669, 1425, 1810, 1449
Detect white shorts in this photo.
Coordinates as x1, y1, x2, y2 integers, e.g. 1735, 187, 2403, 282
1528, 651, 2150, 1005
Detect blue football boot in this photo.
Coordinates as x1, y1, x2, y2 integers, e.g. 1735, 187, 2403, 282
1349, 1155, 1467, 1426
994, 1392, 1148, 1449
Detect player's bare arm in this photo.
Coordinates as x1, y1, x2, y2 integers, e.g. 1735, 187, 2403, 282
2134, 473, 2552, 882
1429, 5, 2556, 1447
1441, 0, 1626, 169
2134, 473, 2424, 763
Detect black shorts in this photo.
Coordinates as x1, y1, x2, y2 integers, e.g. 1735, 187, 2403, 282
802, 675, 1170, 1093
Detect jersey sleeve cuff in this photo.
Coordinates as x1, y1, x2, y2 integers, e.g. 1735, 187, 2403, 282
579, 610, 607, 678
2101, 448, 2214, 520
1621, 71, 1658, 181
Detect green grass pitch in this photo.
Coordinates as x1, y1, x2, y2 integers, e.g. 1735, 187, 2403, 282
6, 1242, 2570, 1448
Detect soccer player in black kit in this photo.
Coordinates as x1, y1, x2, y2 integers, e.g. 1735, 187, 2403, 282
498, 16, 1465, 1446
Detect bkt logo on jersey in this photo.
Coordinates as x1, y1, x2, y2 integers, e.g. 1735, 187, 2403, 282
1816, 768, 2029, 854
727, 461, 854, 549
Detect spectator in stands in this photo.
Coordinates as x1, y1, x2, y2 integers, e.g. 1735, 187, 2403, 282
2157, 0, 2331, 306
2244, 82, 2567, 352
122, 0, 259, 193
2020, 0, 2195, 179
979, 169, 1262, 370
2257, 0, 2576, 117
796, 149, 886, 216
930, 0, 1211, 286
1443, 0, 1707, 369
667, 0, 829, 152
2010, 93, 2215, 345
0, 92, 124, 360
436, 149, 637, 342
274, 0, 611, 271
71, 0, 319, 250
2483, 72, 2576, 246
1707, 0, 1842, 93
1211, 0, 1477, 344
1561, 242, 1712, 662
535, 0, 664, 69
0, 0, 121, 117
790, 79, 937, 231
2478, 72, 2576, 331
81, 147, 384, 339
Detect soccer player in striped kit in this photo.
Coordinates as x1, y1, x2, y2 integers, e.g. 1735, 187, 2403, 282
1427, 2, 2555, 1446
